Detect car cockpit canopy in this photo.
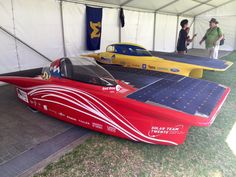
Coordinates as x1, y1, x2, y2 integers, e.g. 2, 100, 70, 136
42, 57, 117, 87
106, 44, 152, 57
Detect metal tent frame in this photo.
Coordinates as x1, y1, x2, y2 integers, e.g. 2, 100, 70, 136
58, 0, 236, 54
1, 0, 235, 61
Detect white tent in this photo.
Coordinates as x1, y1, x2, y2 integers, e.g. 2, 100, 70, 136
0, 0, 235, 73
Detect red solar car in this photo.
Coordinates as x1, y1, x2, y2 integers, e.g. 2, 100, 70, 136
0, 57, 230, 145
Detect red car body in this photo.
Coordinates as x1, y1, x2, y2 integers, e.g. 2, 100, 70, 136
0, 57, 230, 145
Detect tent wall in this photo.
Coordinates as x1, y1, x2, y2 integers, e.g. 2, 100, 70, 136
63, 2, 87, 57
121, 10, 154, 50
154, 14, 177, 52
0, 0, 63, 74
13, 0, 63, 69
153, 14, 194, 52
193, 1, 236, 51
100, 8, 120, 51
0, 0, 19, 73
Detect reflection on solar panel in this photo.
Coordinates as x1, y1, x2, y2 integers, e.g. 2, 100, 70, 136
151, 51, 229, 69
103, 64, 226, 117
103, 64, 184, 88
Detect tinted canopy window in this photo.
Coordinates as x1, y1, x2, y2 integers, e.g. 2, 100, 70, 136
60, 57, 117, 87
113, 44, 152, 56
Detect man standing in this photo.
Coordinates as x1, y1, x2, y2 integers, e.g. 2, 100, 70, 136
177, 19, 188, 54
199, 18, 223, 59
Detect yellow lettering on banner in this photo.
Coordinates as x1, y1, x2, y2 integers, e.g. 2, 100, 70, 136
90, 21, 101, 39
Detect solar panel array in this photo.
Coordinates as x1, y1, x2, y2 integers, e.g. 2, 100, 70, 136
127, 77, 225, 116
151, 51, 229, 69
104, 65, 226, 117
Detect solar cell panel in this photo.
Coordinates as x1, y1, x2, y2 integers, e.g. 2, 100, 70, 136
127, 77, 225, 117
103, 64, 226, 117
151, 51, 229, 69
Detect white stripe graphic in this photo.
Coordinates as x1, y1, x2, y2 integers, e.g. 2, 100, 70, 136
21, 84, 178, 145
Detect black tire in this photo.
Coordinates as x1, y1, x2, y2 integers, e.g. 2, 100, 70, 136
28, 106, 38, 113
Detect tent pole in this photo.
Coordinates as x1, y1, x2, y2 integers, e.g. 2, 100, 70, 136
152, 12, 156, 51
192, 16, 196, 49
120, 0, 134, 6
178, 0, 213, 16
155, 0, 179, 12
119, 11, 121, 43
195, 0, 236, 16
192, 0, 216, 7
10, 0, 20, 70
60, 0, 67, 57
0, 25, 52, 62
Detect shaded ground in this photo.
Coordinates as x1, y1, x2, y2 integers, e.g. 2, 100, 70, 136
0, 85, 72, 165
0, 85, 90, 177
35, 52, 236, 177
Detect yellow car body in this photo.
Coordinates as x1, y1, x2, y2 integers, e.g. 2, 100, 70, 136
84, 43, 233, 78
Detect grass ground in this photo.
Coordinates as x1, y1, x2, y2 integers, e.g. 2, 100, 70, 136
35, 52, 236, 177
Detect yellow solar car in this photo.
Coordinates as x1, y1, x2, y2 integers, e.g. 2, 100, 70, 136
84, 43, 233, 78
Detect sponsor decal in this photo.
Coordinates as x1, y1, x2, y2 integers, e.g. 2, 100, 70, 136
132, 64, 140, 68
58, 112, 66, 117
48, 108, 57, 114
78, 119, 90, 125
102, 87, 116, 91
157, 67, 168, 71
116, 85, 122, 92
92, 122, 103, 129
148, 125, 185, 137
17, 89, 29, 103
107, 126, 116, 133
142, 64, 147, 69
170, 68, 180, 72
148, 65, 156, 69
102, 85, 122, 92
67, 116, 77, 121
43, 105, 48, 111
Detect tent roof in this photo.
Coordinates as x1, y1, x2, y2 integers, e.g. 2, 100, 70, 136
64, 0, 236, 16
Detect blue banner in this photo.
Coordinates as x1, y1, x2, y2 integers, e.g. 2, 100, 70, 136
86, 6, 103, 50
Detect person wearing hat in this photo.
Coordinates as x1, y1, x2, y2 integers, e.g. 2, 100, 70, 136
177, 19, 189, 54
199, 18, 223, 59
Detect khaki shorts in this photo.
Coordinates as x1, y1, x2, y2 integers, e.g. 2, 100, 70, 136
207, 45, 219, 59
